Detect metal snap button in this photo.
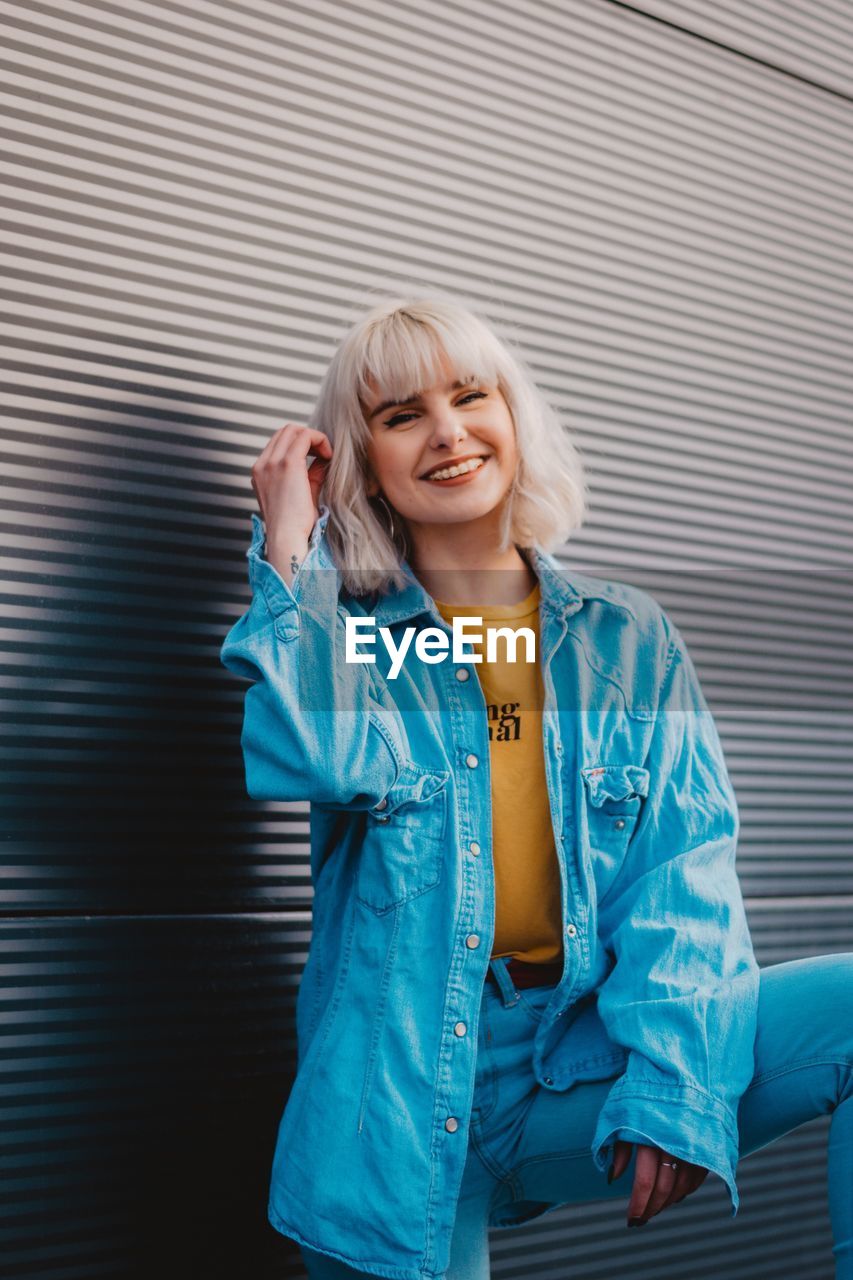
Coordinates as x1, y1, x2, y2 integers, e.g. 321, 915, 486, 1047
614, 818, 626, 830
456, 668, 470, 682
466, 753, 479, 768
445, 1116, 459, 1132
566, 923, 578, 937
454, 1022, 467, 1037
469, 841, 481, 856
465, 933, 481, 949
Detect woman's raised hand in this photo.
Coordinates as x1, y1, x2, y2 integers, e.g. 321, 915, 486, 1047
610, 1140, 709, 1226
250, 423, 333, 585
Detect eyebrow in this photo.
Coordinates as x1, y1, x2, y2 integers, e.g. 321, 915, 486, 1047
367, 379, 477, 420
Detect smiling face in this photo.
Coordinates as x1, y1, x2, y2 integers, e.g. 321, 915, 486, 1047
361, 349, 520, 547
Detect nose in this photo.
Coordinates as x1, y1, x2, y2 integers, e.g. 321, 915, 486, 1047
427, 405, 466, 449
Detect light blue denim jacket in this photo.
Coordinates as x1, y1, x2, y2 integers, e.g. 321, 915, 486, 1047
220, 505, 760, 1280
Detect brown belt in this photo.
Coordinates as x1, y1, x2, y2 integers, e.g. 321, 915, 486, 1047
489, 957, 563, 990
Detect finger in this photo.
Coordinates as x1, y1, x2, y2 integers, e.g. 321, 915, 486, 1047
671, 1167, 705, 1204
307, 452, 332, 483
638, 1152, 679, 1222
272, 425, 333, 466
257, 425, 332, 471
306, 454, 331, 503
254, 420, 302, 467
304, 432, 334, 463
609, 1139, 633, 1183
294, 427, 333, 459
673, 1167, 708, 1204
654, 1163, 694, 1214
626, 1144, 660, 1223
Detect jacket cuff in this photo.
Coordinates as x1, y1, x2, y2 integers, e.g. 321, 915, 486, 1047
590, 1073, 742, 1217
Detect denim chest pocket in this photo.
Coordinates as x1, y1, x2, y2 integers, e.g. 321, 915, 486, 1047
581, 764, 650, 858
356, 764, 450, 914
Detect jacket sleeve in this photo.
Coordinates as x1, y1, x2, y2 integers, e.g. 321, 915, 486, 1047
219, 511, 407, 810
590, 616, 760, 1217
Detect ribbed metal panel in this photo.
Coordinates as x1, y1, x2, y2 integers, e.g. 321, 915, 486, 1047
1, 1, 850, 1277
0, 914, 313, 1280
638, 0, 853, 96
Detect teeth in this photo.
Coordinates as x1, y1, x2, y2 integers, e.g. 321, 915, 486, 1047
425, 457, 486, 482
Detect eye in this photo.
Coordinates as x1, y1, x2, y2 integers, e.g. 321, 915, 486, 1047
385, 390, 487, 428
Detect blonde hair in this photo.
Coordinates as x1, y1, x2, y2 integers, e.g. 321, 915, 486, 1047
307, 288, 587, 597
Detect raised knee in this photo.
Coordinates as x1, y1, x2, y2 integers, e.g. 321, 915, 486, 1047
769, 953, 853, 1041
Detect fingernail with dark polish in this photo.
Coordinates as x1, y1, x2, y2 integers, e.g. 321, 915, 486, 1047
607, 1163, 614, 1184
627, 1217, 646, 1228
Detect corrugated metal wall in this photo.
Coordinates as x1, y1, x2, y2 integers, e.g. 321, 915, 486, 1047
2, 1, 850, 1277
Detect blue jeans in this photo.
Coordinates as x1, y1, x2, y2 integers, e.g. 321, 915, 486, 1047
300, 954, 853, 1280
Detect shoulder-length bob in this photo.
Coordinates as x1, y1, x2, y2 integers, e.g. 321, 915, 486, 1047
307, 288, 587, 598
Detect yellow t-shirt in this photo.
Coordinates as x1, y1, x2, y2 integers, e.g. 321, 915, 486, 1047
434, 583, 565, 964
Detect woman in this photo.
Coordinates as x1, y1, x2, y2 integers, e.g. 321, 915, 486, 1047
220, 293, 853, 1280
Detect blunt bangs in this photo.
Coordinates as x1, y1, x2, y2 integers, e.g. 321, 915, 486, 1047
354, 309, 508, 433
